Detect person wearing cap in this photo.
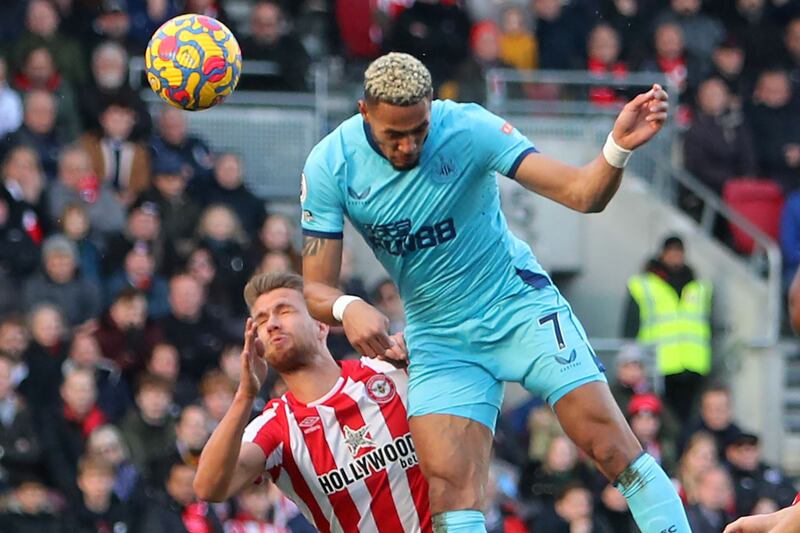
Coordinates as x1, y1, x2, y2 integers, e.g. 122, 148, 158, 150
84, 0, 133, 51
724, 433, 797, 517
102, 196, 170, 276
136, 152, 201, 260
21, 233, 102, 327
609, 343, 651, 414
627, 393, 678, 475
710, 36, 748, 107
624, 234, 714, 423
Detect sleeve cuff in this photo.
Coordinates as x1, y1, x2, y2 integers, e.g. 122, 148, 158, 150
506, 147, 538, 179
302, 228, 344, 239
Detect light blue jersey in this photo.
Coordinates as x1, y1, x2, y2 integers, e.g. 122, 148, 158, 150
300, 99, 548, 327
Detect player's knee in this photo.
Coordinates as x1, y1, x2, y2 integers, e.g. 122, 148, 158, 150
584, 432, 637, 477
420, 459, 484, 512
426, 475, 484, 513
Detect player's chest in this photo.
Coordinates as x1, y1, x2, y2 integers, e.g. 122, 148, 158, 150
289, 390, 417, 495
343, 143, 474, 226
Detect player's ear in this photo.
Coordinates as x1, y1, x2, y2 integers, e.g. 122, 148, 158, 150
316, 320, 329, 341
358, 100, 369, 122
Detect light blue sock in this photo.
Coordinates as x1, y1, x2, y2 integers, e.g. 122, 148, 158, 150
615, 453, 691, 533
431, 510, 487, 533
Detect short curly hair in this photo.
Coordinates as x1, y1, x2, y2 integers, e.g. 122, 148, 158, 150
364, 52, 433, 106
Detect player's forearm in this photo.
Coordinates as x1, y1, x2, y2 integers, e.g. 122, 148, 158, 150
303, 280, 344, 324
576, 154, 624, 213
194, 392, 254, 501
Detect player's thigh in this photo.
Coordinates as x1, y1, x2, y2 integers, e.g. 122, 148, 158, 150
487, 286, 607, 404
406, 338, 504, 433
553, 380, 641, 479
408, 413, 493, 502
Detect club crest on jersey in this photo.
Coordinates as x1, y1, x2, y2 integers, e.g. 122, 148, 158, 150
366, 375, 396, 404
431, 154, 459, 184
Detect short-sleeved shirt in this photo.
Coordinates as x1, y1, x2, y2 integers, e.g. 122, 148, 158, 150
243, 358, 431, 533
300, 99, 549, 327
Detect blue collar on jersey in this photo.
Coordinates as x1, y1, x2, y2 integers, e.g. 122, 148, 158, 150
362, 121, 388, 160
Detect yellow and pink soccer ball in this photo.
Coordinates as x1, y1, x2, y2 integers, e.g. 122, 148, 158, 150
145, 14, 242, 111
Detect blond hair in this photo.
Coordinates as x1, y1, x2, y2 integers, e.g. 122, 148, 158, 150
244, 271, 304, 309
364, 52, 432, 106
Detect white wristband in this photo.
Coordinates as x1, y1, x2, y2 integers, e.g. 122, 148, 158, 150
332, 295, 362, 322
602, 132, 633, 169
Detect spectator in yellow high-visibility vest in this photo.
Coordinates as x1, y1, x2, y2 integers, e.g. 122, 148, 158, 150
622, 235, 714, 423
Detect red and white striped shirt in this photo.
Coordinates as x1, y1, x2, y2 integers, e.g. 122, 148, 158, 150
243, 358, 432, 533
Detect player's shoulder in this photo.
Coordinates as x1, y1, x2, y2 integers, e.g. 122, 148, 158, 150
343, 357, 408, 385
432, 99, 501, 139
256, 398, 288, 426
306, 113, 364, 172
243, 398, 287, 444
434, 99, 495, 122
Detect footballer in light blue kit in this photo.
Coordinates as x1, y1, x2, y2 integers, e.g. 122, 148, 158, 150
301, 53, 689, 533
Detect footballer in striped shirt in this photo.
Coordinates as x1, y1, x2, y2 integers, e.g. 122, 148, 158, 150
194, 271, 432, 533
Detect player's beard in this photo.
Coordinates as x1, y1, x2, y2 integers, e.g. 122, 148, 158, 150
390, 154, 421, 171
266, 335, 316, 374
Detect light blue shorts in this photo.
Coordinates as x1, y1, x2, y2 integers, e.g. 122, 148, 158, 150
405, 282, 606, 432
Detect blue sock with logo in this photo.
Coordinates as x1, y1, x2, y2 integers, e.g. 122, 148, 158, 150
431, 510, 486, 533
615, 453, 691, 533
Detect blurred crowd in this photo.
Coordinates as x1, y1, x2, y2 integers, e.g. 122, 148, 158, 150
0, 0, 798, 531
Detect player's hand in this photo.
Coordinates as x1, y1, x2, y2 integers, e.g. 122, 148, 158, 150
240, 318, 268, 400
381, 331, 408, 367
341, 300, 395, 358
612, 83, 669, 150
723, 513, 781, 533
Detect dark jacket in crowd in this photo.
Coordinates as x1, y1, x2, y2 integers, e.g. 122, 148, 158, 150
239, 33, 311, 92
22, 270, 102, 327
159, 311, 227, 382
684, 110, 759, 193
728, 461, 798, 516
61, 496, 136, 533
189, 179, 266, 234
0, 397, 41, 490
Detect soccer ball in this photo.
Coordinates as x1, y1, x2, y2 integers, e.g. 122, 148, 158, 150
145, 14, 242, 111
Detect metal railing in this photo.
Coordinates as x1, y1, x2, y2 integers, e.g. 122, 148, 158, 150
673, 169, 783, 347
484, 68, 679, 196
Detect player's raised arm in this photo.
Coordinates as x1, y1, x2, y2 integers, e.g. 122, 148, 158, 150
194, 318, 267, 502
512, 83, 669, 213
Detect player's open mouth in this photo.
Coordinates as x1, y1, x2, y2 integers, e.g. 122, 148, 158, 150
270, 335, 287, 345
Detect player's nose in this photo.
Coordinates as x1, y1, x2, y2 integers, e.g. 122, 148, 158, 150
397, 136, 417, 154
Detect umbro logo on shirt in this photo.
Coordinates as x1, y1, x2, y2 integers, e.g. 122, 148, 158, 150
299, 416, 321, 434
